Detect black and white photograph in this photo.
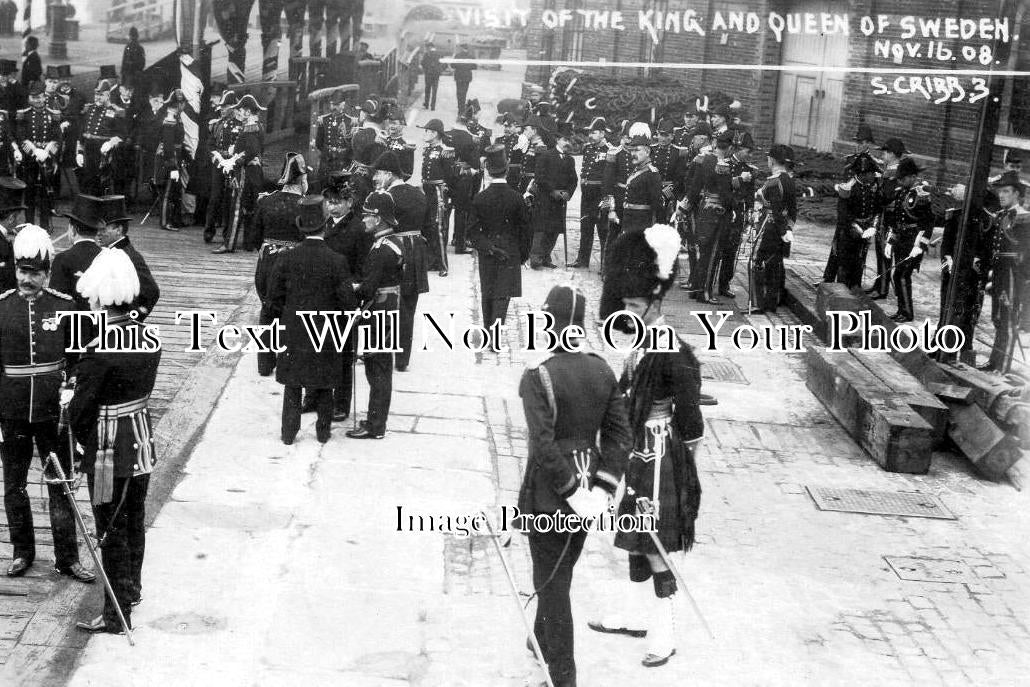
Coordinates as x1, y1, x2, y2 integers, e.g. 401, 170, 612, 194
0, 0, 1027, 684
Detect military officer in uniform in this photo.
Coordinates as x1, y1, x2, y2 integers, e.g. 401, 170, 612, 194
213, 94, 265, 254
650, 118, 681, 219
0, 177, 27, 291
680, 130, 736, 302
0, 225, 93, 582
95, 195, 159, 320
419, 119, 453, 275
867, 137, 908, 298
152, 89, 189, 231
571, 117, 613, 270
78, 79, 126, 196
374, 151, 428, 372
884, 157, 932, 322
518, 115, 549, 195
619, 124, 664, 236
467, 146, 531, 350
248, 153, 307, 377
315, 90, 354, 187
749, 144, 797, 313
495, 113, 523, 189
978, 171, 1030, 372
518, 284, 631, 687
204, 90, 241, 243
716, 131, 757, 299
829, 152, 883, 290
444, 111, 484, 256
346, 192, 403, 440
68, 248, 162, 633
51, 194, 104, 310
15, 81, 60, 231
381, 105, 415, 184
267, 195, 355, 443
529, 122, 577, 269
601, 121, 633, 246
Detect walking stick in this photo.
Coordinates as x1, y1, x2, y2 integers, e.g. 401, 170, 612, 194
635, 498, 714, 640
480, 512, 554, 687
45, 409, 134, 645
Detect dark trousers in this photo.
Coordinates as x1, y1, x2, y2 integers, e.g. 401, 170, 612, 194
988, 265, 1022, 370
822, 246, 839, 282
423, 72, 440, 109
363, 352, 393, 434
891, 242, 919, 319
870, 231, 892, 295
397, 292, 419, 369
576, 185, 606, 267
530, 232, 560, 266
455, 78, 471, 112
528, 528, 587, 687
282, 386, 333, 440
938, 266, 978, 354
835, 242, 865, 289
482, 296, 511, 347
423, 185, 450, 271
0, 419, 79, 567
256, 305, 276, 376
335, 347, 354, 414
224, 179, 259, 250
691, 208, 727, 296
752, 244, 785, 311
88, 473, 148, 629
717, 219, 745, 292
22, 162, 53, 231
205, 171, 230, 239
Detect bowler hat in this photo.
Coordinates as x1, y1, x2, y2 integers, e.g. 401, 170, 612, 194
0, 177, 27, 215
60, 195, 110, 232
372, 150, 405, 178
483, 144, 508, 175
880, 137, 908, 156
896, 157, 923, 178
99, 65, 117, 80
362, 191, 398, 227
420, 118, 445, 135
295, 195, 327, 232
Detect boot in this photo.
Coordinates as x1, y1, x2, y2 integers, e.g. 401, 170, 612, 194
641, 595, 676, 667
587, 580, 649, 637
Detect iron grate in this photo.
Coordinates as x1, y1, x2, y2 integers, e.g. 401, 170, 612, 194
885, 556, 978, 584
700, 357, 750, 385
806, 487, 956, 520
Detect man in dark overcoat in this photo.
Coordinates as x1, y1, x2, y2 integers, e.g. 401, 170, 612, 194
51, 194, 104, 309
529, 123, 577, 269
94, 194, 160, 320
267, 195, 356, 444
467, 145, 531, 350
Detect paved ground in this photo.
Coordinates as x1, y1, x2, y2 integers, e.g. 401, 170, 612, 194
46, 62, 1030, 687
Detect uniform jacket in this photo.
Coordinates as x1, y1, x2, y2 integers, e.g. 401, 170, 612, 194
267, 237, 355, 388
420, 143, 454, 185
50, 239, 101, 310
602, 146, 633, 199
68, 318, 160, 477
517, 350, 632, 518
16, 105, 60, 152
387, 182, 430, 296
245, 189, 303, 251
885, 182, 933, 244
316, 110, 353, 166
621, 163, 664, 232
383, 135, 415, 181
756, 171, 797, 250
232, 122, 264, 187
580, 140, 612, 186
0, 287, 83, 423
0, 229, 13, 292
109, 236, 160, 319
467, 180, 531, 299
533, 146, 577, 235
983, 206, 1030, 287
325, 213, 373, 279
80, 103, 125, 141
209, 114, 240, 156
687, 153, 735, 211
356, 231, 404, 306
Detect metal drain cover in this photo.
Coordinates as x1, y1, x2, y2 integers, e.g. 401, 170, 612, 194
700, 357, 749, 385
885, 556, 979, 584
806, 487, 956, 520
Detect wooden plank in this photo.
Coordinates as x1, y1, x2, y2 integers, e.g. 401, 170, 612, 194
926, 383, 975, 404
947, 402, 1022, 480
783, 268, 823, 337
15, 582, 92, 647
806, 346, 934, 474
849, 349, 949, 440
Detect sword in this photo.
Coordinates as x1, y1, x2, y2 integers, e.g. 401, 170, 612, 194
634, 497, 714, 640
480, 512, 555, 687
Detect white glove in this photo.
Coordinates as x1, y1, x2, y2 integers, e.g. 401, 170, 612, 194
942, 255, 954, 272
100, 140, 113, 155
170, 170, 180, 182
60, 121, 70, 132
59, 387, 74, 407
741, 171, 752, 182
884, 243, 893, 260
514, 133, 530, 153
908, 245, 923, 260
783, 229, 794, 243
34, 149, 47, 163
565, 487, 611, 520
861, 227, 876, 240
12, 148, 21, 163
75, 153, 84, 167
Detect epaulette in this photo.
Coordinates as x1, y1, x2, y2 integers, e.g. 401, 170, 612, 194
524, 351, 555, 370
647, 164, 659, 173
835, 178, 856, 198
44, 287, 73, 300
241, 123, 260, 133
16, 107, 30, 118
0, 288, 15, 300
46, 107, 62, 117
256, 190, 273, 201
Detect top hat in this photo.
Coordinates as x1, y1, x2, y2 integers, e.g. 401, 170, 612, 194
583, 116, 609, 133
483, 144, 508, 175
879, 137, 908, 156
542, 284, 586, 332
896, 157, 923, 178
99, 65, 118, 80
99, 195, 132, 225
421, 118, 445, 136
216, 90, 238, 107
45, 65, 61, 80
768, 143, 795, 166
372, 150, 406, 178
601, 224, 681, 322
234, 94, 267, 112
60, 194, 115, 232
362, 191, 398, 227
0, 176, 27, 215
991, 170, 1025, 192
295, 195, 327, 232
279, 152, 309, 186
853, 123, 875, 144
13, 224, 54, 273
0, 60, 17, 76
57, 65, 71, 79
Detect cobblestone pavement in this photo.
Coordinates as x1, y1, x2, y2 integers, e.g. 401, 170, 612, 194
58, 65, 1030, 686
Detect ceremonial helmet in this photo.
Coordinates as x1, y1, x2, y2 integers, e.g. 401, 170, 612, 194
234, 94, 267, 113
76, 248, 140, 309
626, 121, 652, 148
845, 151, 879, 175
600, 224, 681, 326
361, 191, 398, 227
542, 284, 586, 332
896, 157, 923, 178
13, 224, 55, 273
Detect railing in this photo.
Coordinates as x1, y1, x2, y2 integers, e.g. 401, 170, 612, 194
306, 83, 361, 172
226, 80, 299, 144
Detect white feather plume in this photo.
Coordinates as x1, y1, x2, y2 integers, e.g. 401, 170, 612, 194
76, 248, 140, 308
13, 224, 54, 262
628, 121, 651, 139
644, 224, 681, 281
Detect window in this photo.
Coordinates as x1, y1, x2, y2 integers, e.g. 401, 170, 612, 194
561, 0, 584, 62
999, 7, 1030, 142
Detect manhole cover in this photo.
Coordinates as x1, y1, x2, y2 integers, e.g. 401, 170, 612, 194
885, 556, 979, 583
806, 487, 956, 519
700, 357, 749, 384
